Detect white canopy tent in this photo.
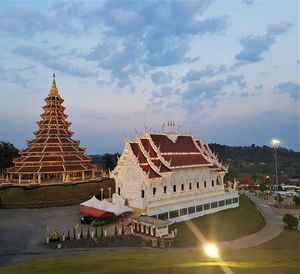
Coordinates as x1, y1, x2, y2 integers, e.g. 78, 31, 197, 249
80, 195, 132, 216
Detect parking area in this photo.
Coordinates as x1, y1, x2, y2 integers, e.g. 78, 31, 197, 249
0, 205, 123, 267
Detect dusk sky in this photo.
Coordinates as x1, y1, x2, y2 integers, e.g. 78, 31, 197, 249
0, 0, 299, 154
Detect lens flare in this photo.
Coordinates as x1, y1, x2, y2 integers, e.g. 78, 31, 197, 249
204, 243, 219, 258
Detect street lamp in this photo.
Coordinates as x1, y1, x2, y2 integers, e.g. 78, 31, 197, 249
271, 139, 280, 207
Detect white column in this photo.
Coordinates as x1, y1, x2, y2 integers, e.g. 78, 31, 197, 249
82, 171, 85, 181
100, 188, 104, 200
92, 170, 95, 179
18, 174, 21, 184
38, 174, 41, 184
108, 187, 111, 199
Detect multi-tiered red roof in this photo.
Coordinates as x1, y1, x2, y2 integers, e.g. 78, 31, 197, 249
123, 130, 227, 179
7, 74, 96, 184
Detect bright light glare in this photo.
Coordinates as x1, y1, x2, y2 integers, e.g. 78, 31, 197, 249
271, 139, 280, 146
204, 243, 219, 258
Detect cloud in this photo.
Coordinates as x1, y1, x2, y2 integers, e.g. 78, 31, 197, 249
84, 1, 227, 82
0, 66, 31, 88
2, 1, 227, 85
235, 35, 274, 65
182, 75, 246, 105
255, 84, 263, 90
275, 81, 300, 100
0, 3, 84, 36
266, 21, 292, 36
182, 65, 226, 82
234, 21, 292, 67
242, 0, 255, 4
14, 46, 96, 78
151, 71, 173, 85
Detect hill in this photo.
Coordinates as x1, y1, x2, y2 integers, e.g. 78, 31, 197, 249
209, 144, 300, 182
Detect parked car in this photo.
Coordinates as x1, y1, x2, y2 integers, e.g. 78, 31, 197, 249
80, 216, 95, 224
91, 218, 107, 227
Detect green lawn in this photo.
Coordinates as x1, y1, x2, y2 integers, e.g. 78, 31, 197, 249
1, 230, 299, 274
171, 196, 266, 246
0, 178, 115, 207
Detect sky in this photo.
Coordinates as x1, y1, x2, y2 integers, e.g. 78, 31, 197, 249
0, 0, 299, 154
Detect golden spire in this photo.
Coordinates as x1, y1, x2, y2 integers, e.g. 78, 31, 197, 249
49, 73, 59, 96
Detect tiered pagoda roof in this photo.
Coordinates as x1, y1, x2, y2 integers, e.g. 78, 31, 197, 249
7, 74, 96, 176
113, 128, 227, 180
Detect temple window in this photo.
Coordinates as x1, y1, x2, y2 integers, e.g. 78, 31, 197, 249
181, 184, 184, 191
180, 208, 187, 216
189, 183, 192, 190
173, 185, 176, 192
204, 181, 207, 188
196, 182, 199, 189
169, 210, 179, 218
117, 187, 120, 195
212, 180, 214, 187
141, 190, 145, 198
153, 187, 156, 196
164, 186, 167, 194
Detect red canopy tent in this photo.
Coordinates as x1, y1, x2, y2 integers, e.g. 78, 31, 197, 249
80, 206, 113, 218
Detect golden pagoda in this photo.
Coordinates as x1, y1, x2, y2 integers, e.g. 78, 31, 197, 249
6, 74, 97, 184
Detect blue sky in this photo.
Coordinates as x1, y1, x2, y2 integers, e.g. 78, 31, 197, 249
0, 0, 299, 154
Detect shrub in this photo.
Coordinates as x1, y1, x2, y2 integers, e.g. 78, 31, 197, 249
283, 214, 298, 229
293, 196, 300, 205
275, 195, 283, 202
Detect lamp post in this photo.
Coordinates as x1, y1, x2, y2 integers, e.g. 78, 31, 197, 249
271, 139, 280, 207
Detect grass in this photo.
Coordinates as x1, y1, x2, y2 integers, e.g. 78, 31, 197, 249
0, 178, 115, 206
171, 196, 266, 246
0, 230, 299, 274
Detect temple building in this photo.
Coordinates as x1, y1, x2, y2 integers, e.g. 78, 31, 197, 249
111, 123, 239, 223
6, 74, 97, 184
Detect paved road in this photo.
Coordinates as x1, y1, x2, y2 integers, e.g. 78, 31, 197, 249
219, 193, 284, 249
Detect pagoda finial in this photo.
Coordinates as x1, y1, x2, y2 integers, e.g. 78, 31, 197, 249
49, 73, 58, 96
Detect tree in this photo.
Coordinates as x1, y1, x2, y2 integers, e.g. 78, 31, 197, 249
259, 183, 268, 192
283, 214, 298, 229
0, 142, 19, 174
293, 196, 300, 205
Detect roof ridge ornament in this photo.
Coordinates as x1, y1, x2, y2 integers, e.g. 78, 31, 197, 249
49, 73, 59, 96
162, 120, 180, 143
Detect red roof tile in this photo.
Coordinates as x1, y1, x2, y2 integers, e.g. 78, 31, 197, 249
63, 155, 81, 161
43, 146, 62, 152
42, 156, 63, 162
22, 156, 42, 162
150, 134, 199, 153
140, 139, 157, 157
64, 165, 85, 171
130, 143, 147, 164
39, 166, 65, 172
140, 164, 161, 178
151, 159, 171, 172
18, 166, 40, 173
162, 154, 210, 167
7, 166, 21, 173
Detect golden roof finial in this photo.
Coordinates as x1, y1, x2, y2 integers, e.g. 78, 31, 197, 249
49, 73, 59, 96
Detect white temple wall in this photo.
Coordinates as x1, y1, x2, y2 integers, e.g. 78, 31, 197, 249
114, 153, 148, 209
147, 192, 239, 223
147, 167, 224, 200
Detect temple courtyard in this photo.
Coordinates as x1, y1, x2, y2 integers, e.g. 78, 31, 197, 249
1, 193, 298, 273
